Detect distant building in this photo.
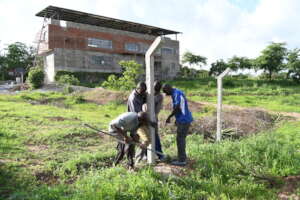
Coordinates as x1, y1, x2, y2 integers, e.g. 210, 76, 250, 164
36, 6, 181, 83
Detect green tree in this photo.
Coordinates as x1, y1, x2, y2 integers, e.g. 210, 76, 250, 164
0, 55, 7, 80
255, 42, 287, 80
5, 42, 35, 71
182, 51, 207, 69
209, 59, 229, 76
286, 48, 300, 82
179, 66, 199, 79
102, 60, 143, 90
228, 56, 253, 71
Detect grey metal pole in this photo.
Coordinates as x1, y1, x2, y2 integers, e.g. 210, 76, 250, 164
216, 68, 230, 141
145, 36, 164, 164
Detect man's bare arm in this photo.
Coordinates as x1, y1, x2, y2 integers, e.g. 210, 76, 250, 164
166, 105, 181, 123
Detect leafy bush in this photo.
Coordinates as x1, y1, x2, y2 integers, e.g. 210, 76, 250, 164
63, 85, 74, 94
102, 60, 143, 90
57, 74, 80, 86
208, 81, 216, 88
27, 67, 44, 89
65, 94, 85, 105
231, 74, 249, 79
223, 79, 235, 87
55, 71, 117, 87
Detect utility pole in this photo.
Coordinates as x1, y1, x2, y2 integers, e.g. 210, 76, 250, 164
145, 36, 164, 164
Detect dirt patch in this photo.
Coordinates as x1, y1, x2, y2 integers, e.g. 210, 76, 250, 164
200, 101, 300, 121
83, 87, 128, 105
191, 109, 275, 139
0, 159, 14, 165
278, 175, 300, 200
35, 171, 59, 185
27, 144, 48, 152
44, 116, 80, 121
9, 83, 30, 92
62, 132, 100, 139
27, 97, 67, 108
154, 159, 196, 177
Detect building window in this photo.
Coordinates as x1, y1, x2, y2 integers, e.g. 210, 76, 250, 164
171, 63, 176, 70
90, 55, 113, 66
60, 20, 67, 27
140, 45, 150, 53
155, 48, 161, 55
125, 43, 139, 52
88, 38, 113, 49
161, 47, 174, 55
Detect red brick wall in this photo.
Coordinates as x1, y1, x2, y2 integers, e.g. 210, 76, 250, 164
48, 24, 154, 54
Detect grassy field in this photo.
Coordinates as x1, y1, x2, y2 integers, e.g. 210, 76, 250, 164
1, 79, 300, 199
169, 78, 300, 113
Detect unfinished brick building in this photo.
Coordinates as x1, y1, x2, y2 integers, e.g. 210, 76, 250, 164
35, 6, 181, 83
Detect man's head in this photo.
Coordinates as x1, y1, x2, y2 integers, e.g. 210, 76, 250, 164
137, 111, 148, 125
162, 84, 173, 96
154, 81, 162, 93
136, 82, 147, 95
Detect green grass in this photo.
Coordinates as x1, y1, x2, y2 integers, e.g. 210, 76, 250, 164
169, 78, 300, 113
1, 90, 300, 199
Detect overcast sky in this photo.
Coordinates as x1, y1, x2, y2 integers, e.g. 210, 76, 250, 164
0, 0, 299, 65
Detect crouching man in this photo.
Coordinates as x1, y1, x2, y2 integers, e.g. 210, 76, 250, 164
135, 125, 151, 163
109, 111, 149, 169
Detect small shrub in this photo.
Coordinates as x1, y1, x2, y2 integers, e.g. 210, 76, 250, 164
208, 81, 216, 88
65, 94, 85, 104
102, 60, 143, 90
27, 67, 45, 89
223, 79, 235, 87
101, 74, 120, 89
63, 85, 74, 94
57, 75, 80, 86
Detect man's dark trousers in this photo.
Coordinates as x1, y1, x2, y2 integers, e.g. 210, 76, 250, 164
113, 132, 135, 168
176, 122, 190, 162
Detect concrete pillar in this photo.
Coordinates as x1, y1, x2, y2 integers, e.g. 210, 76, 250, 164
216, 68, 230, 141
145, 37, 164, 164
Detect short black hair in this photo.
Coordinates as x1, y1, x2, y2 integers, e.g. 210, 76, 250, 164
154, 81, 162, 92
162, 83, 173, 95
162, 83, 172, 90
137, 111, 148, 122
136, 82, 147, 90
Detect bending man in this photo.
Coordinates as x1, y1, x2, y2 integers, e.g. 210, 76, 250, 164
109, 111, 148, 169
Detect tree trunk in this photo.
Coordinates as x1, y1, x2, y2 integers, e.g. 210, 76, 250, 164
268, 71, 272, 80
286, 70, 291, 79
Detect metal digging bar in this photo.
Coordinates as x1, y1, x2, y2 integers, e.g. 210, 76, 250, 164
83, 123, 164, 157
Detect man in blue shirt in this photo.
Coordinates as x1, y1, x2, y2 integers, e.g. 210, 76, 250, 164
163, 84, 193, 166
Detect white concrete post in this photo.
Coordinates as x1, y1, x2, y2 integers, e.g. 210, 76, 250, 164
216, 68, 230, 141
145, 36, 164, 164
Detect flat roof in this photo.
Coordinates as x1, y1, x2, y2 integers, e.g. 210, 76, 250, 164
36, 6, 181, 36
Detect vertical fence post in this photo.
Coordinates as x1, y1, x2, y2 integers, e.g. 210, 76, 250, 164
216, 68, 230, 141
145, 36, 163, 164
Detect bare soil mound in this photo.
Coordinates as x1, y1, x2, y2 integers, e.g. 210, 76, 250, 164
82, 87, 129, 105
154, 159, 197, 177
9, 83, 30, 92
191, 109, 275, 139
278, 175, 300, 200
